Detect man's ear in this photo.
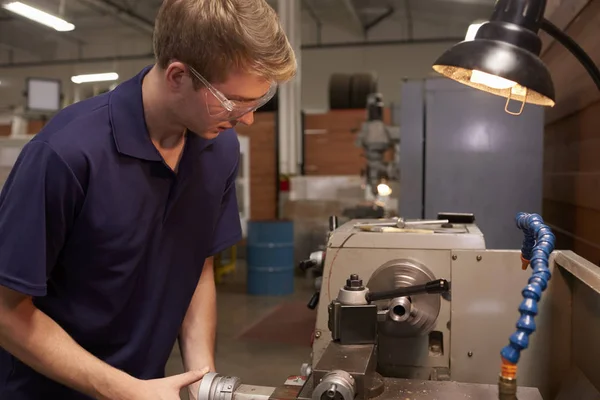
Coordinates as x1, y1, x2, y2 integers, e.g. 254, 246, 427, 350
164, 62, 187, 91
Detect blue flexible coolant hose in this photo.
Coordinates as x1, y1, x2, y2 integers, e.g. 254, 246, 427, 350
500, 213, 556, 365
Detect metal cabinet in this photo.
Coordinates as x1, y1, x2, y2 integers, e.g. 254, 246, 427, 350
396, 78, 544, 249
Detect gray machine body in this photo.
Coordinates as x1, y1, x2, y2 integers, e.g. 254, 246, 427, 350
311, 219, 600, 400
197, 219, 600, 400
312, 219, 486, 379
396, 78, 544, 249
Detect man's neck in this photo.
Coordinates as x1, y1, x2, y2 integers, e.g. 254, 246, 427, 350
142, 66, 186, 149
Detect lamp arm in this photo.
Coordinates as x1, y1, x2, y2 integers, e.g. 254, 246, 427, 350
541, 18, 600, 91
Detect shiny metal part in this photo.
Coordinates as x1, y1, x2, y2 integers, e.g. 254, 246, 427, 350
367, 259, 440, 336
336, 287, 368, 305
301, 363, 313, 377
309, 251, 324, 268
313, 342, 378, 400
297, 375, 541, 400
354, 218, 449, 229
233, 385, 275, 400
498, 376, 518, 400
312, 370, 356, 400
387, 297, 412, 322
198, 373, 242, 400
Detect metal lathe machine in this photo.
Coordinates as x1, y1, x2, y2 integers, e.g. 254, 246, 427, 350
198, 213, 600, 400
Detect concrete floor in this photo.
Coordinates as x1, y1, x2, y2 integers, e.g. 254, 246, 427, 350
166, 262, 315, 399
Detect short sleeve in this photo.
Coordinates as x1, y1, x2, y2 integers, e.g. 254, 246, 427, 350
208, 158, 242, 256
0, 141, 83, 297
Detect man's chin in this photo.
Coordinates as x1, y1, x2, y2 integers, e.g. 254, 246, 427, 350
200, 125, 232, 139
205, 132, 221, 139
194, 131, 221, 140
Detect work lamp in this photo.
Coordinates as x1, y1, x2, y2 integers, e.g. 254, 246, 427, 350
432, 0, 600, 115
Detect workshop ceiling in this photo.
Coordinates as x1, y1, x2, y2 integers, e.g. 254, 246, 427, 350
0, 0, 496, 63
303, 0, 495, 37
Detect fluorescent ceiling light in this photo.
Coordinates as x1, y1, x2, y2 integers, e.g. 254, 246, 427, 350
71, 73, 119, 84
2, 1, 75, 32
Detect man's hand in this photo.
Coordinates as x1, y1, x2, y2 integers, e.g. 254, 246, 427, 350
132, 368, 209, 400
187, 366, 214, 400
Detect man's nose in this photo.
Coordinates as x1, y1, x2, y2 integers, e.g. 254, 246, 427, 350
237, 112, 255, 126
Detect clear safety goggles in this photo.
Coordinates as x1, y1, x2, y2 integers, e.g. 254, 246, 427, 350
187, 65, 277, 121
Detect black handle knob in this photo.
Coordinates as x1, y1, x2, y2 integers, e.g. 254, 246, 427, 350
307, 292, 320, 310
299, 259, 318, 272
366, 279, 450, 303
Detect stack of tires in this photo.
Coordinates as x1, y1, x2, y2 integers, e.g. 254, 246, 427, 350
329, 73, 378, 110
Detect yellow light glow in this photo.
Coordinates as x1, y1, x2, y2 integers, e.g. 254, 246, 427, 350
377, 183, 392, 197
470, 70, 516, 90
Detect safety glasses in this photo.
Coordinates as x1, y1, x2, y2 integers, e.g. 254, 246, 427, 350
187, 64, 277, 121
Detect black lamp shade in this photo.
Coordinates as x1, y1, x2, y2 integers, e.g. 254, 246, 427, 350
433, 38, 555, 107
432, 0, 556, 107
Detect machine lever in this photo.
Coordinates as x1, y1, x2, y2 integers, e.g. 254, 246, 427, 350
307, 291, 320, 310
299, 259, 318, 271
365, 279, 450, 303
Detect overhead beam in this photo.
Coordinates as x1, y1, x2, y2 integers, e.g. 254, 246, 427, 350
0, 37, 465, 68
340, 0, 364, 35
0, 23, 59, 60
0, 52, 155, 68
404, 0, 413, 39
75, 0, 154, 35
303, 0, 364, 37
301, 0, 323, 44
301, 36, 463, 50
364, 6, 395, 34
426, 0, 493, 5
408, 0, 494, 17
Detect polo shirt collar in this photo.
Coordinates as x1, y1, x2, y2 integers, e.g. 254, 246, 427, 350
109, 65, 217, 162
108, 65, 162, 161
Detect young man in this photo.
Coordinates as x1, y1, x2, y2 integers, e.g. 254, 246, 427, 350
0, 0, 296, 399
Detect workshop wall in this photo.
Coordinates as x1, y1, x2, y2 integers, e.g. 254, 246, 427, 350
0, 9, 467, 112
236, 112, 278, 221
303, 108, 392, 175
542, 0, 600, 265
0, 45, 446, 113
0, 120, 44, 136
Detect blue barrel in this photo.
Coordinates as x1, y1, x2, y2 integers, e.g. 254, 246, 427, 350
247, 220, 295, 296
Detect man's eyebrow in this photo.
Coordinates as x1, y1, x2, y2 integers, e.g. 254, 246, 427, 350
224, 94, 262, 102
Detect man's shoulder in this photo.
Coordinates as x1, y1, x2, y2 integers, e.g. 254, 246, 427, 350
29, 94, 114, 179
212, 128, 240, 168
36, 94, 111, 146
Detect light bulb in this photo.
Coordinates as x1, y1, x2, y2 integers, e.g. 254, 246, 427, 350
470, 70, 516, 90
377, 183, 392, 197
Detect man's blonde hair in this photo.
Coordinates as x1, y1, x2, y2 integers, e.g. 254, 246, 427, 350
153, 0, 297, 84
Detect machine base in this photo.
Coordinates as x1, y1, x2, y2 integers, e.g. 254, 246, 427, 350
297, 377, 542, 400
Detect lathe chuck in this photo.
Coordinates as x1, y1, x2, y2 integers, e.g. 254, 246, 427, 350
367, 259, 441, 337
197, 372, 241, 400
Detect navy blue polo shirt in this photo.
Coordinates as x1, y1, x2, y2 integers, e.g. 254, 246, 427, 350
0, 66, 242, 399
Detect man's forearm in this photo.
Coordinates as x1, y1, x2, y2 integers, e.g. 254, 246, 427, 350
180, 257, 218, 400
179, 259, 217, 371
0, 288, 138, 400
